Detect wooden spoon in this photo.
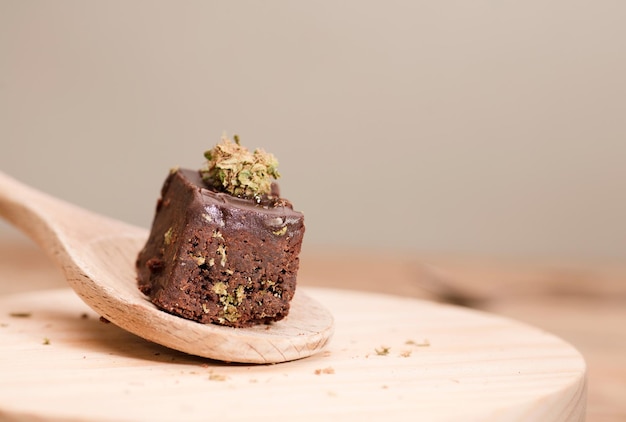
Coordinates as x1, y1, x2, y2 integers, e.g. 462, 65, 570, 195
0, 172, 333, 364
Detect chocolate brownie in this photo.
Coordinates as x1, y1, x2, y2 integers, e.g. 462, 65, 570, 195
136, 168, 305, 327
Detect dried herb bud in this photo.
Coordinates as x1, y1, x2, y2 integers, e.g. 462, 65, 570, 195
200, 134, 280, 198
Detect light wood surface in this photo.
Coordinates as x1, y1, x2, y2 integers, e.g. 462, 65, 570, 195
3, 241, 626, 420
0, 286, 585, 422
301, 249, 626, 422
0, 172, 333, 363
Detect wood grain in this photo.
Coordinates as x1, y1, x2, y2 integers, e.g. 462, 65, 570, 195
0, 287, 586, 422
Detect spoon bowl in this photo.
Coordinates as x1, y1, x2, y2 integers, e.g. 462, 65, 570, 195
0, 172, 333, 363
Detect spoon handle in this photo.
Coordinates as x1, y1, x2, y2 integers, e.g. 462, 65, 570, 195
0, 172, 131, 252
0, 171, 63, 247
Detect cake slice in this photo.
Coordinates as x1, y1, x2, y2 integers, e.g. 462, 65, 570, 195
136, 137, 304, 327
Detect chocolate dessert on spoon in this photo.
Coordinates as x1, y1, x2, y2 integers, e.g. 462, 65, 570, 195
0, 135, 333, 364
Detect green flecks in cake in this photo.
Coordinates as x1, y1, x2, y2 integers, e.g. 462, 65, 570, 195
163, 227, 174, 245
200, 133, 280, 199
234, 285, 245, 303
216, 244, 227, 267
272, 226, 287, 236
212, 283, 245, 323
191, 254, 206, 266
221, 305, 240, 323
212, 282, 228, 296
261, 279, 276, 288
260, 279, 283, 299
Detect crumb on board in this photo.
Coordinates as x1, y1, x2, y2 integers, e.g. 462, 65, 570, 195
399, 350, 412, 358
9, 312, 31, 318
43, 338, 50, 345
405, 339, 430, 347
314, 367, 335, 375
375, 346, 390, 356
208, 372, 228, 381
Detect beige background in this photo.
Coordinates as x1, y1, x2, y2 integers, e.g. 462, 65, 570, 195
1, 1, 625, 260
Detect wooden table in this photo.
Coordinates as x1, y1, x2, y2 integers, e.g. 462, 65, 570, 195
1, 240, 624, 421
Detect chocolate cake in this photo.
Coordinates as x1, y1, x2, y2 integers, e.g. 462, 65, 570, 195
136, 166, 305, 328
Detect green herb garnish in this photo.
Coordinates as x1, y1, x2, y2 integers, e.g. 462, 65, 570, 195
200, 134, 280, 199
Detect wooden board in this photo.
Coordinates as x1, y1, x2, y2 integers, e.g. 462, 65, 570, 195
0, 287, 586, 421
